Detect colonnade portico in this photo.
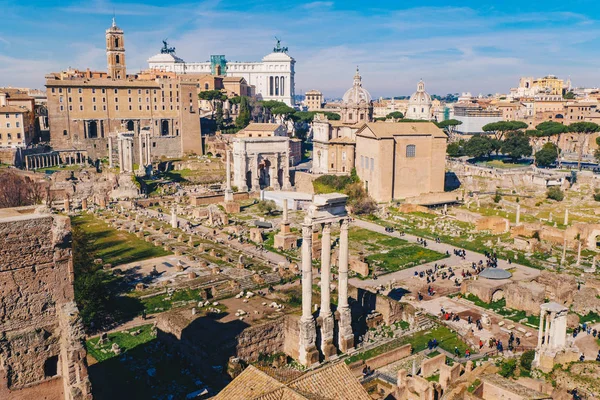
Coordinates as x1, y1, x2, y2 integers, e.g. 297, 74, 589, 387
298, 193, 354, 367
534, 302, 570, 369
25, 150, 88, 170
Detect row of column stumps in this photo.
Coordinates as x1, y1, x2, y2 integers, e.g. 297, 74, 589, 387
25, 151, 85, 170
298, 217, 353, 367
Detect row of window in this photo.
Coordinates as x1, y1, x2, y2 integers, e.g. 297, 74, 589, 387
0, 133, 22, 139
60, 104, 179, 112
61, 96, 178, 104
51, 87, 176, 95
5, 122, 20, 128
360, 156, 375, 171
3, 114, 20, 118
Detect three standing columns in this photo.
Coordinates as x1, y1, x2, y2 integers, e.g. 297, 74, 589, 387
298, 217, 354, 367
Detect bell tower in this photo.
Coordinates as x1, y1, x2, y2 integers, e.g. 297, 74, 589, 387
106, 18, 126, 79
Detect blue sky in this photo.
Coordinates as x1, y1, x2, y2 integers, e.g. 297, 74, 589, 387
1, 0, 599, 97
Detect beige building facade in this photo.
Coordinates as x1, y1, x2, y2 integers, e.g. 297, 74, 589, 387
304, 89, 323, 111
355, 122, 447, 202
45, 20, 202, 161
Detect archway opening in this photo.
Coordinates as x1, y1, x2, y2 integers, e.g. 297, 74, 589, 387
88, 121, 98, 138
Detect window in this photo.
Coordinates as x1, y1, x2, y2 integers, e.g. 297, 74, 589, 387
78, 88, 82, 93
129, 97, 132, 103
16, 122, 20, 128
51, 88, 55, 93
115, 97, 118, 102
59, 97, 63, 103
17, 133, 21, 139
69, 105, 72, 111
370, 158, 374, 171
59, 88, 63, 93
93, 105, 97, 111
93, 97, 96, 103
68, 97, 72, 102
102, 88, 106, 94
68, 88, 71, 93
6, 123, 10, 128
92, 88, 96, 93
103, 105, 106, 111
7, 133, 11, 139
80, 105, 83, 111
406, 144, 416, 158
115, 105, 119, 111
116, 55, 120, 64
60, 105, 64, 111
79, 97, 83, 102
128, 89, 131, 95
114, 89, 118, 94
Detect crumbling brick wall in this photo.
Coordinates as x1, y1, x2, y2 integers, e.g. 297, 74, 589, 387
0, 209, 91, 400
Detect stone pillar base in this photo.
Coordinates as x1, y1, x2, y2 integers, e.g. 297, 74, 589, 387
339, 334, 355, 353
337, 306, 354, 353
224, 201, 241, 214
224, 189, 234, 203
299, 318, 319, 367
318, 314, 337, 360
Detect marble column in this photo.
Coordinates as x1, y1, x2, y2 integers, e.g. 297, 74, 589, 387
564, 209, 569, 226
319, 223, 335, 359
252, 156, 260, 191
537, 310, 545, 348
544, 311, 551, 347
225, 151, 234, 202
118, 138, 124, 171
108, 136, 114, 168
549, 312, 556, 349
298, 220, 318, 367
283, 151, 292, 190
337, 218, 354, 352
138, 133, 144, 169
271, 155, 281, 190
516, 204, 521, 225
25, 156, 29, 170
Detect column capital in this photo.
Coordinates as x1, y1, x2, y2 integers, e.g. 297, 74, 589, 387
322, 222, 331, 234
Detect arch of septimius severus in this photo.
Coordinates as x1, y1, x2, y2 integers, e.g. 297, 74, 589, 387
298, 194, 354, 366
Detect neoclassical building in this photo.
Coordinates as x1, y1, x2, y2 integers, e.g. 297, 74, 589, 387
311, 69, 372, 175
232, 123, 292, 191
148, 40, 295, 106
405, 80, 433, 120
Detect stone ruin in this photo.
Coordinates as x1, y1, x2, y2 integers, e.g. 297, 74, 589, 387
273, 199, 298, 250
534, 302, 579, 373
0, 207, 92, 400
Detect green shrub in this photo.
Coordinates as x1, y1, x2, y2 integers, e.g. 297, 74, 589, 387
546, 187, 564, 201
498, 358, 517, 378
493, 191, 502, 203
520, 350, 535, 371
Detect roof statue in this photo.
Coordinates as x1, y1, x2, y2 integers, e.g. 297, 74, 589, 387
161, 39, 176, 55
273, 37, 288, 53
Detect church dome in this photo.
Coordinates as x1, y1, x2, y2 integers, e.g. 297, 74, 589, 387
409, 80, 431, 105
342, 67, 372, 104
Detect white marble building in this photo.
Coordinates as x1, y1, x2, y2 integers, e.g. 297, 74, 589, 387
405, 80, 433, 120
148, 40, 295, 106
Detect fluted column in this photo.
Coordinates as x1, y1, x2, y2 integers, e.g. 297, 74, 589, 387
544, 311, 551, 347
319, 222, 336, 359
549, 311, 556, 349
283, 151, 292, 190
537, 310, 545, 348
337, 218, 354, 352
320, 223, 332, 316
225, 150, 234, 202
298, 219, 318, 367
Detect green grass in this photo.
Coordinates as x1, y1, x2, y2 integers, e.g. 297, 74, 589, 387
134, 288, 226, 314
476, 159, 532, 169
366, 246, 448, 273
348, 227, 448, 274
463, 294, 540, 327
72, 214, 171, 266
86, 324, 155, 362
345, 325, 473, 365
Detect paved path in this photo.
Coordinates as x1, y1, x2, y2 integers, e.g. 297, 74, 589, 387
349, 218, 541, 289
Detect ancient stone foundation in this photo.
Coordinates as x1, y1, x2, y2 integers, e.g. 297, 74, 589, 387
0, 207, 92, 400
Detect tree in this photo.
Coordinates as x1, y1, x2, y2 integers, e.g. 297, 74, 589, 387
198, 90, 227, 118
386, 111, 404, 120
536, 121, 568, 167
595, 137, 600, 163
501, 131, 532, 161
235, 96, 251, 129
436, 119, 463, 138
446, 140, 465, 157
215, 101, 224, 130
568, 122, 600, 170
563, 91, 576, 100
520, 350, 536, 372
464, 135, 493, 159
547, 187, 564, 201
535, 142, 559, 167
498, 358, 517, 378
257, 200, 277, 215
482, 121, 528, 141
323, 112, 341, 121
0, 171, 46, 208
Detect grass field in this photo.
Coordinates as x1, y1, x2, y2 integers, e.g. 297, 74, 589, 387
349, 227, 448, 274
86, 324, 155, 362
345, 324, 473, 364
72, 214, 171, 266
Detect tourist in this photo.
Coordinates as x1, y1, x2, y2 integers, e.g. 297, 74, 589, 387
454, 346, 460, 357
465, 349, 470, 359
479, 340, 484, 349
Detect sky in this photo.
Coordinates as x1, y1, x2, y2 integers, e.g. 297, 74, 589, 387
1, 0, 599, 97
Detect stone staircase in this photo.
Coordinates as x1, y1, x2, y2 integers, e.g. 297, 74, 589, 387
413, 311, 435, 331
